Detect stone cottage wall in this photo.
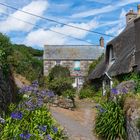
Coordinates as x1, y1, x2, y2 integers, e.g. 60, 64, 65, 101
44, 60, 93, 77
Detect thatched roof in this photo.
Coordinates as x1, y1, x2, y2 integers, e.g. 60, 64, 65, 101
44, 45, 104, 60
89, 17, 140, 80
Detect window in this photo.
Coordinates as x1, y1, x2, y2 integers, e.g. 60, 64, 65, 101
55, 60, 61, 65
74, 61, 80, 71
109, 46, 115, 65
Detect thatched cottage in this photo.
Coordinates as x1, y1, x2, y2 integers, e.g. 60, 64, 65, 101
43, 38, 104, 89
89, 5, 140, 95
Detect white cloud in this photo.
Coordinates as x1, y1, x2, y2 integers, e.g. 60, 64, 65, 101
105, 9, 126, 36
24, 19, 99, 47
0, 0, 7, 14
72, 0, 140, 18
0, 0, 48, 32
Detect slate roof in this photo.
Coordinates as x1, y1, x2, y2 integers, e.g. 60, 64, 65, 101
44, 45, 104, 60
88, 17, 139, 80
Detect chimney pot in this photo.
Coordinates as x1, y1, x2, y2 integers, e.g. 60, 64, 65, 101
100, 37, 104, 48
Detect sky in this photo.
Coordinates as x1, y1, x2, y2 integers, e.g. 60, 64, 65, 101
0, 0, 139, 49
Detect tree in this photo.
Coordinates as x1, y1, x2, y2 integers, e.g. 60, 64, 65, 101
47, 65, 73, 96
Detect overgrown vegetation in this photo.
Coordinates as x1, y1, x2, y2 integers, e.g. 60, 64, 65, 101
0, 81, 66, 140
95, 101, 126, 140
0, 33, 12, 78
0, 33, 43, 82
79, 86, 94, 99
10, 44, 43, 81
47, 65, 75, 97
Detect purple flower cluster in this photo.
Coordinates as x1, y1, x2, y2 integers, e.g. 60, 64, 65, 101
32, 80, 39, 88
111, 88, 128, 95
52, 126, 58, 133
47, 134, 52, 140
39, 125, 47, 132
11, 111, 23, 120
47, 91, 55, 98
111, 88, 118, 95
19, 80, 39, 94
95, 104, 106, 113
20, 131, 31, 140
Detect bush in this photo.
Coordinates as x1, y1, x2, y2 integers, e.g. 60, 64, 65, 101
48, 65, 70, 81
79, 86, 93, 99
95, 101, 126, 140
48, 77, 73, 96
47, 65, 74, 96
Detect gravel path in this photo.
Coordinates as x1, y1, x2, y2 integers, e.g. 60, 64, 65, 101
50, 100, 98, 140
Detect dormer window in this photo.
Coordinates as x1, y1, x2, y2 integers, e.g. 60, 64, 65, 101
109, 46, 115, 65
106, 45, 115, 66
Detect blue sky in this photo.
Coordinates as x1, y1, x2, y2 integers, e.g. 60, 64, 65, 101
0, 0, 139, 49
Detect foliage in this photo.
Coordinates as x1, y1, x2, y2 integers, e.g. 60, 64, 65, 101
47, 65, 74, 96
0, 81, 65, 140
88, 53, 104, 74
0, 33, 12, 77
116, 72, 140, 93
0, 33, 43, 81
62, 89, 75, 99
95, 101, 126, 140
48, 65, 70, 81
10, 44, 43, 81
79, 86, 94, 99
48, 77, 73, 96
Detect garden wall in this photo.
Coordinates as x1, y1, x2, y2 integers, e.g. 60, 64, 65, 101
124, 97, 140, 140
0, 67, 16, 112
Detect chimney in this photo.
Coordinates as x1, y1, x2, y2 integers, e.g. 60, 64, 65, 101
137, 4, 140, 15
100, 37, 104, 48
126, 9, 137, 25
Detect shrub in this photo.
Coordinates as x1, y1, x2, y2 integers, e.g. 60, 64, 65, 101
47, 65, 74, 96
48, 65, 70, 81
79, 86, 93, 99
95, 101, 126, 140
48, 77, 73, 96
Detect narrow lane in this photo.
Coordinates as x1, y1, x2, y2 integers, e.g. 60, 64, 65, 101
50, 100, 98, 140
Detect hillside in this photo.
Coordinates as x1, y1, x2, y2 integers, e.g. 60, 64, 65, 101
10, 44, 43, 82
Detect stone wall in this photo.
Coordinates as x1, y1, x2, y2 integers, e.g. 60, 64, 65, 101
44, 60, 93, 77
0, 67, 16, 112
124, 97, 140, 140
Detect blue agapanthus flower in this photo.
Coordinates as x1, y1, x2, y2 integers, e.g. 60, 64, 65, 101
52, 126, 58, 133
11, 111, 23, 120
32, 80, 39, 88
39, 125, 47, 132
111, 88, 118, 94
47, 91, 55, 98
47, 134, 52, 140
20, 132, 31, 140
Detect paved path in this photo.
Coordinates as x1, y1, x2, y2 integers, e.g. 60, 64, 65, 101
50, 99, 98, 140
